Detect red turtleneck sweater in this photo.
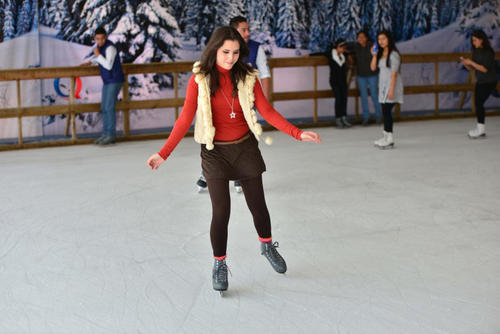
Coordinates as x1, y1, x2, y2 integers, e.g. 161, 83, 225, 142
158, 65, 303, 159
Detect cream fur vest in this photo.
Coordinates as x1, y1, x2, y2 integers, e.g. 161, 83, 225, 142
192, 61, 263, 150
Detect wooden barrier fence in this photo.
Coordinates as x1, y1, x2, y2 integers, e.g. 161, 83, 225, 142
0, 52, 499, 151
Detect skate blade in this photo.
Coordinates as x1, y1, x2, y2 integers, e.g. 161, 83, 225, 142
468, 134, 486, 139
197, 186, 206, 193
376, 144, 395, 150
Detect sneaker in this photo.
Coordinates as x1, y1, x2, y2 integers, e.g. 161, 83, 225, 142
93, 135, 106, 145
98, 135, 116, 145
261, 241, 287, 274
212, 259, 229, 292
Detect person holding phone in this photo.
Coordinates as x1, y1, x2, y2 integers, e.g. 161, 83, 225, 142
460, 30, 497, 139
81, 27, 124, 145
370, 30, 403, 149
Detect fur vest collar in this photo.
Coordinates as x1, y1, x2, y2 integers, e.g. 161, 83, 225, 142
192, 61, 263, 150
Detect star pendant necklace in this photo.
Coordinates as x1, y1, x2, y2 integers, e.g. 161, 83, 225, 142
220, 89, 236, 119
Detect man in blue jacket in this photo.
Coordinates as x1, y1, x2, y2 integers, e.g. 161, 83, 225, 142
82, 26, 124, 145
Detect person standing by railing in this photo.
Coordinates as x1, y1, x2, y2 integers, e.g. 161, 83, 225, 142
349, 31, 382, 126
311, 39, 352, 128
370, 30, 403, 149
145, 27, 321, 293
81, 27, 124, 146
460, 30, 497, 139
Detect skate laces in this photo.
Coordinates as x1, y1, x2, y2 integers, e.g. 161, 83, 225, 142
215, 261, 231, 281
263, 241, 281, 258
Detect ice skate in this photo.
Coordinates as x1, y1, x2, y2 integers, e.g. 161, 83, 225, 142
335, 118, 345, 128
374, 131, 394, 149
212, 258, 229, 294
196, 174, 207, 193
468, 123, 486, 139
341, 116, 352, 128
261, 241, 287, 274
234, 180, 242, 193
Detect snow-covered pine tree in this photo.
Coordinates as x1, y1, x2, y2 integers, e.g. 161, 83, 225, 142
215, 0, 246, 26
40, 0, 70, 30
275, 0, 309, 49
60, 0, 181, 95
183, 0, 217, 46
3, 0, 17, 41
308, 0, 328, 52
184, 0, 203, 45
113, 0, 182, 93
391, 0, 406, 40
412, 0, 431, 38
200, 1, 217, 44
59, 0, 87, 42
457, 0, 500, 41
430, 0, 441, 32
0, 5, 3, 43
373, 0, 393, 34
247, 0, 275, 55
173, 0, 187, 33
17, 0, 34, 35
401, 0, 416, 40
335, 0, 362, 41
324, 0, 336, 44
70, 0, 126, 45
360, 0, 374, 37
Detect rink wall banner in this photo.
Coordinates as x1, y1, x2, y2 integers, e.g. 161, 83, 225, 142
0, 0, 499, 139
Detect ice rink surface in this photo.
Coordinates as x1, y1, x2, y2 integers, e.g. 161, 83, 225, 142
1, 117, 499, 334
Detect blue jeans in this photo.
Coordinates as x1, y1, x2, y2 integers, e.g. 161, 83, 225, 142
101, 82, 123, 137
357, 75, 381, 121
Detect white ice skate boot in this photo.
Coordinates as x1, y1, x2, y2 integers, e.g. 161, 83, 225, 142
234, 180, 242, 193
468, 123, 486, 139
196, 174, 207, 193
374, 131, 394, 149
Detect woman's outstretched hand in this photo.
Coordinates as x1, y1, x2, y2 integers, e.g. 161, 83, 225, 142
147, 153, 165, 170
300, 131, 322, 143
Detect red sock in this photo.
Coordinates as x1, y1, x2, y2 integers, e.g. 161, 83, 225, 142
259, 236, 272, 243
214, 255, 226, 261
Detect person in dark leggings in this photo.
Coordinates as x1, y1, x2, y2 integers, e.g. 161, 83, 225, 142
370, 30, 403, 149
146, 27, 321, 293
460, 30, 497, 139
310, 39, 352, 128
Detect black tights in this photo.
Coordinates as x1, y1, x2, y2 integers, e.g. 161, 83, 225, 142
474, 83, 496, 124
381, 103, 395, 132
206, 175, 271, 257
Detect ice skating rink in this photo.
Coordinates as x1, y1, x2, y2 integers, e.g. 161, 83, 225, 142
1, 117, 499, 334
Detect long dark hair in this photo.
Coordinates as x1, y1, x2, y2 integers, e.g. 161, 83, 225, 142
376, 30, 400, 69
471, 30, 494, 55
199, 26, 253, 96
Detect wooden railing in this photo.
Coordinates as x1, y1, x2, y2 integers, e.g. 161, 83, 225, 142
0, 52, 499, 151
268, 52, 500, 122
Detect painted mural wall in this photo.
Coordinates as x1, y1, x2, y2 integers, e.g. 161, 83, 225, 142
0, 0, 498, 139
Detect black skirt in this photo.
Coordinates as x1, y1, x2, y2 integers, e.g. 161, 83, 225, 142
200, 134, 266, 180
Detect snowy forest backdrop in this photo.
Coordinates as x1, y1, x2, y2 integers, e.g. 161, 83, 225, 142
0, 0, 499, 139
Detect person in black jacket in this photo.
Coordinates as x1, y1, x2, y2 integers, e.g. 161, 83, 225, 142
311, 39, 352, 128
460, 30, 498, 139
